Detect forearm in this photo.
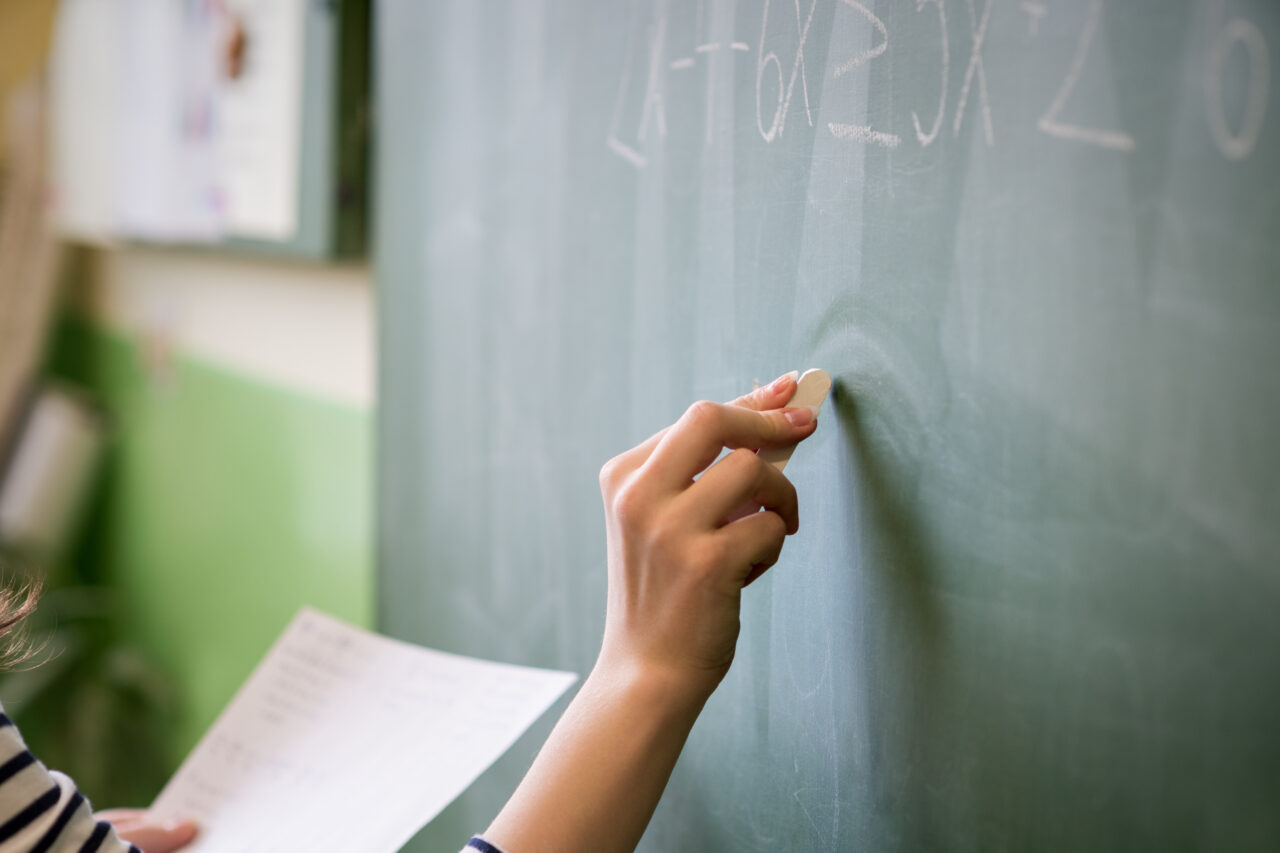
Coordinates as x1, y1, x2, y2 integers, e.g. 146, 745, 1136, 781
482, 374, 818, 852
483, 659, 709, 853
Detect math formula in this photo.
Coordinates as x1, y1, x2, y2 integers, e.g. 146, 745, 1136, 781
607, 0, 1272, 167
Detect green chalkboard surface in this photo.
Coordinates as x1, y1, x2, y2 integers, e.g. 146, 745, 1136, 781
376, 1, 1279, 849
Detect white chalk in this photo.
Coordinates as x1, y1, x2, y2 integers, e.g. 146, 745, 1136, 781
760, 368, 832, 472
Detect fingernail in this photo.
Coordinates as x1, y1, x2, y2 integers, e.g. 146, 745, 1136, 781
769, 370, 800, 392
784, 405, 818, 426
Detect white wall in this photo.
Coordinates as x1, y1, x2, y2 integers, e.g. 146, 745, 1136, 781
73, 245, 374, 408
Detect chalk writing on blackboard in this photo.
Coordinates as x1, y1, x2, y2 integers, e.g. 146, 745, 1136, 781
757, 0, 819, 144
1037, 0, 1136, 152
606, 0, 1272, 168
1204, 1, 1271, 160
953, 0, 995, 146
912, 0, 948, 147
827, 0, 898, 149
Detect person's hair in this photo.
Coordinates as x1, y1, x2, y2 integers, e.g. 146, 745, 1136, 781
0, 570, 41, 668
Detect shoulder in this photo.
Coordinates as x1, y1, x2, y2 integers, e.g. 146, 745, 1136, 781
0, 709, 139, 852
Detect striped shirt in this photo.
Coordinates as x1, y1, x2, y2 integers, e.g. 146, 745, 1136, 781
1, 705, 500, 853
0, 712, 136, 852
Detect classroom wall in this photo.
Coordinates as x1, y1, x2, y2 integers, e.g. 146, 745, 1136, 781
49, 245, 375, 760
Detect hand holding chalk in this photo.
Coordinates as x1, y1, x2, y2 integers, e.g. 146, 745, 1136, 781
595, 370, 824, 701
485, 372, 826, 853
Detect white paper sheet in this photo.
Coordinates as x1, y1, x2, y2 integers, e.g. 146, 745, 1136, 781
113, 0, 222, 242
49, 0, 304, 244
218, 0, 305, 240
151, 608, 577, 852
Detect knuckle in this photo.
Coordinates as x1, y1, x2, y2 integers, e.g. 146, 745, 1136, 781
687, 537, 727, 575
764, 510, 788, 540
598, 454, 624, 492
610, 480, 647, 528
720, 447, 761, 480
754, 551, 780, 573
683, 399, 722, 432
753, 510, 789, 548
768, 409, 794, 438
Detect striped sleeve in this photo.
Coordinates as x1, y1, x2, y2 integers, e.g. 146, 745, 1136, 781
461, 836, 507, 853
0, 713, 138, 853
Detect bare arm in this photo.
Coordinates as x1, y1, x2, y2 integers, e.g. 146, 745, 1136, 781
484, 373, 819, 853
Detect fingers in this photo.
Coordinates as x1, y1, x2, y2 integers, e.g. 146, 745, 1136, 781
647, 398, 817, 488
98, 811, 198, 853
679, 447, 798, 532
716, 510, 789, 587
600, 371, 803, 484
687, 448, 799, 588
603, 423, 672, 483
727, 370, 800, 411
122, 823, 199, 853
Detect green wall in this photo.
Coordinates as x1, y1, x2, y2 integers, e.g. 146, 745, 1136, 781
50, 316, 373, 760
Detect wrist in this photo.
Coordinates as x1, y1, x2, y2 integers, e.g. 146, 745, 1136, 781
588, 648, 720, 725
485, 646, 716, 852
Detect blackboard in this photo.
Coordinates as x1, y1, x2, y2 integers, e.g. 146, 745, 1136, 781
375, 1, 1280, 849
